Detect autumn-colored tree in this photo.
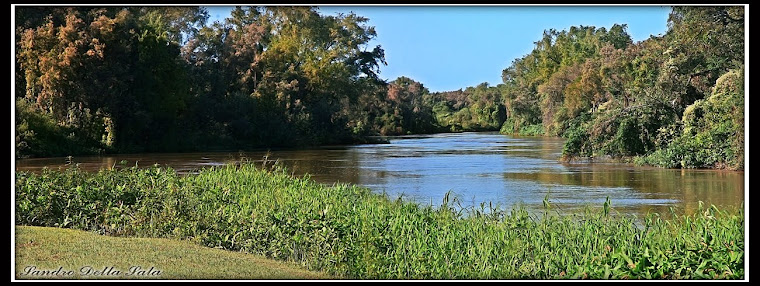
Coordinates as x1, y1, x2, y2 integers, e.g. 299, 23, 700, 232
498, 7, 743, 169
15, 6, 744, 170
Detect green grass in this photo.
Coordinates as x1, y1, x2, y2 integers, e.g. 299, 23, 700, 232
15, 164, 745, 279
15, 226, 330, 280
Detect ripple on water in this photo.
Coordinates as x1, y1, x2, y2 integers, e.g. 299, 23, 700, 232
15, 132, 743, 217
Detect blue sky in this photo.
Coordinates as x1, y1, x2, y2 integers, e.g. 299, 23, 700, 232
204, 6, 672, 92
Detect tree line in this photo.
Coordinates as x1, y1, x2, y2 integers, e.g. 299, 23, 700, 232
497, 7, 743, 170
15, 6, 744, 170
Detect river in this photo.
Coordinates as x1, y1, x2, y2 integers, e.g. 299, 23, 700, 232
15, 132, 744, 218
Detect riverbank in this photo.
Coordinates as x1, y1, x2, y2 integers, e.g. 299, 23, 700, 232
14, 226, 330, 280
17, 125, 742, 172
15, 164, 744, 279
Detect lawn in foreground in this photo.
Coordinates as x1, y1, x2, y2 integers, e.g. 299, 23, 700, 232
14, 226, 330, 280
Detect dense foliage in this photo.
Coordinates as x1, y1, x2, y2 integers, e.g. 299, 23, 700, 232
16, 165, 744, 279
15, 7, 386, 155
15, 6, 744, 170
497, 7, 744, 169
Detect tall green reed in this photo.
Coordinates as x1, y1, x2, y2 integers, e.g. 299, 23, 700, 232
15, 164, 744, 279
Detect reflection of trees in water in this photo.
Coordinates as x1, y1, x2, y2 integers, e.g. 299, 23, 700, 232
257, 150, 365, 186
504, 166, 743, 216
16, 134, 743, 218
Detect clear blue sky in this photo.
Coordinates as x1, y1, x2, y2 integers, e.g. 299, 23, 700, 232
205, 6, 672, 92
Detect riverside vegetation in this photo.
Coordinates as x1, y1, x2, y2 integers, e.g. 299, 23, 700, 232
15, 164, 744, 279
14, 5, 746, 280
15, 6, 744, 170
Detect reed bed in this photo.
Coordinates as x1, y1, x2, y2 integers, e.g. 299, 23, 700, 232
15, 164, 744, 279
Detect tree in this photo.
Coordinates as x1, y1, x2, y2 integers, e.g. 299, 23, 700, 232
662, 6, 744, 112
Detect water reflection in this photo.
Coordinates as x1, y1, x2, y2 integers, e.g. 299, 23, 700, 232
15, 132, 744, 218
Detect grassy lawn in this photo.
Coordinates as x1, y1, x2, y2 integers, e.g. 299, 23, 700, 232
14, 226, 331, 280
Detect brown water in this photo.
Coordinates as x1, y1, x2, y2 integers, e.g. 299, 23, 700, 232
15, 132, 744, 217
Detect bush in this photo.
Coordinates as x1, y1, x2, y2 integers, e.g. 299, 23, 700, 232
641, 69, 744, 170
500, 118, 545, 136
15, 98, 104, 158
